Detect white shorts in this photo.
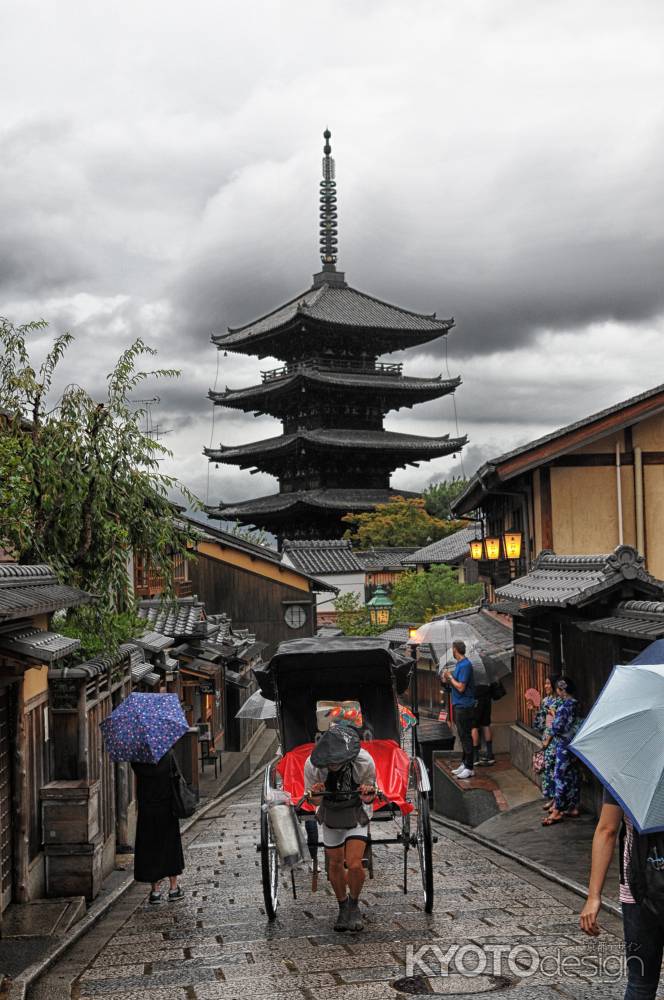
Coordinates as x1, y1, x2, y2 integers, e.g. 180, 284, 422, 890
321, 822, 370, 850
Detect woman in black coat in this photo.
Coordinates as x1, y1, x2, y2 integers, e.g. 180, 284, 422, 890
132, 750, 185, 904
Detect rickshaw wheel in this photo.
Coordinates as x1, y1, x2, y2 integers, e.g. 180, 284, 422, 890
416, 786, 434, 913
260, 768, 279, 920
409, 759, 434, 913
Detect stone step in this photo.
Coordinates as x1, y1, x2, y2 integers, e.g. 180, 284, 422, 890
1, 896, 86, 939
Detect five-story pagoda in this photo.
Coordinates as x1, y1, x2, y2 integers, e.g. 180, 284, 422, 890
206, 131, 466, 541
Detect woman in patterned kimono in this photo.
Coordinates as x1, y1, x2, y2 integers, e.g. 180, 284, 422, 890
542, 677, 581, 826
529, 677, 562, 810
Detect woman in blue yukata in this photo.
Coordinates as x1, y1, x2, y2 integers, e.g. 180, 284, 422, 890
529, 676, 562, 812
541, 677, 582, 826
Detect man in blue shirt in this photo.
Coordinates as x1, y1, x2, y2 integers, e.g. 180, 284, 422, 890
441, 640, 476, 779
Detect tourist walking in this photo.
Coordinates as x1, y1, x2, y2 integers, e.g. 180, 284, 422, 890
528, 677, 562, 809
542, 677, 581, 826
132, 751, 185, 903
580, 787, 664, 999
442, 640, 477, 780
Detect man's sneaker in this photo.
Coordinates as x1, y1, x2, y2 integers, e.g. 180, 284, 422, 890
347, 897, 364, 932
451, 763, 465, 775
334, 897, 350, 932
456, 767, 475, 780
148, 891, 162, 905
477, 755, 496, 767
168, 886, 185, 903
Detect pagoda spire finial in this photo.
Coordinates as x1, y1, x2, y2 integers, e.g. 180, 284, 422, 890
319, 128, 338, 272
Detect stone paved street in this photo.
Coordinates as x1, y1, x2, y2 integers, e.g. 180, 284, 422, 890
29, 776, 629, 1000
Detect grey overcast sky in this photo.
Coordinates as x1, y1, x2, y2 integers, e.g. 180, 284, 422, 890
2, 0, 664, 508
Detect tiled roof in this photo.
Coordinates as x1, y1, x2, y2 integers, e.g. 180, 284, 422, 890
215, 371, 459, 408
211, 488, 420, 519
378, 622, 422, 645
403, 524, 482, 566
282, 539, 364, 575
206, 428, 466, 464
137, 599, 210, 638
0, 564, 94, 621
49, 644, 143, 680
0, 627, 80, 663
356, 548, 418, 570
495, 546, 664, 610
213, 281, 453, 351
453, 381, 664, 515
579, 600, 664, 640
435, 606, 513, 664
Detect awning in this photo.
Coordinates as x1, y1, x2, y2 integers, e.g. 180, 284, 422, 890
224, 668, 253, 689
0, 627, 81, 663
181, 659, 222, 682
132, 630, 174, 654
131, 662, 161, 687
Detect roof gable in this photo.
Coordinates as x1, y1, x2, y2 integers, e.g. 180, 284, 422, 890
282, 539, 364, 575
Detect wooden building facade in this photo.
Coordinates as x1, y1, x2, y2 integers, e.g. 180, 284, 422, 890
452, 383, 664, 597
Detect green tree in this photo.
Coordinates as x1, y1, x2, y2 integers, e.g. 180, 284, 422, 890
0, 317, 199, 648
423, 477, 469, 520
342, 496, 462, 548
333, 592, 384, 637
390, 565, 482, 623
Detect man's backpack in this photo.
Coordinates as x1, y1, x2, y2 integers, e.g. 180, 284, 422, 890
626, 826, 664, 921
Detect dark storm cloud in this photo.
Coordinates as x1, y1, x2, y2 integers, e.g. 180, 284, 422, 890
2, 0, 664, 502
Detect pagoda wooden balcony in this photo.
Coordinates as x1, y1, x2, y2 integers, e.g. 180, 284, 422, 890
260, 357, 403, 383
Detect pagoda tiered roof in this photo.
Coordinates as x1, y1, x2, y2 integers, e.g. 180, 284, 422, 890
206, 428, 466, 470
212, 369, 460, 415
205, 130, 466, 541
209, 488, 420, 534
212, 279, 454, 360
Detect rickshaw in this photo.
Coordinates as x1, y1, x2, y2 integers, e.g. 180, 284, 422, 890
253, 636, 435, 919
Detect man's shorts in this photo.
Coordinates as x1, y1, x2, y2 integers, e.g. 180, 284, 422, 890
321, 822, 370, 849
475, 687, 492, 728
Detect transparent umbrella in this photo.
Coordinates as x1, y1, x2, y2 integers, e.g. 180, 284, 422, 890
413, 619, 490, 685
235, 689, 277, 720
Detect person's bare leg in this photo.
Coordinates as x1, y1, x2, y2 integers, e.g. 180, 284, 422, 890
327, 846, 350, 931
345, 839, 367, 930
345, 839, 366, 900
151, 881, 161, 893
168, 876, 178, 891
326, 846, 347, 901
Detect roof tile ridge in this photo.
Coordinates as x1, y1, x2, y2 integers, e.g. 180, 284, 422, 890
343, 283, 454, 326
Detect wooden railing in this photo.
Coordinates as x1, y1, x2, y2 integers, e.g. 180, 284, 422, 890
261, 357, 403, 383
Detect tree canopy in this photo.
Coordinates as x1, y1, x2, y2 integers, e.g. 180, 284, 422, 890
0, 317, 199, 649
334, 565, 483, 635
423, 477, 469, 520
342, 495, 463, 548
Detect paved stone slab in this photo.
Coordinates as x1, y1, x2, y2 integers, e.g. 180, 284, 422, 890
27, 777, 628, 1000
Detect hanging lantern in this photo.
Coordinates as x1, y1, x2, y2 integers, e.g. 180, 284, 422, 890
469, 539, 484, 560
484, 537, 501, 560
503, 531, 523, 560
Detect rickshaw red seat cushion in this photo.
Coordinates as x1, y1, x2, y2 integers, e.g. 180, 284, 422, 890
276, 739, 414, 814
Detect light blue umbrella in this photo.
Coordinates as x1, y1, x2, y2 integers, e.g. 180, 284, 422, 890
570, 661, 664, 833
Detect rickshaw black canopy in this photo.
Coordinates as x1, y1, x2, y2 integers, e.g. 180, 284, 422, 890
254, 636, 412, 752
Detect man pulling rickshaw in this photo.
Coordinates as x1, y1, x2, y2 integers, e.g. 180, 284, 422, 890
304, 723, 377, 931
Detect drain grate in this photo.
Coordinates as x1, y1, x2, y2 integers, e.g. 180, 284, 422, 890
392, 973, 513, 996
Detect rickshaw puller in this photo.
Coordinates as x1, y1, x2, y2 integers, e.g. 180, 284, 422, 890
304, 724, 377, 932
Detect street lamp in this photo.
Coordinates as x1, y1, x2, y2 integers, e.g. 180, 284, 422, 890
469, 539, 484, 561
367, 585, 394, 627
484, 537, 501, 560
503, 531, 523, 560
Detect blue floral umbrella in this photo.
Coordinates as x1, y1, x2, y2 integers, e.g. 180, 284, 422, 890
100, 693, 189, 763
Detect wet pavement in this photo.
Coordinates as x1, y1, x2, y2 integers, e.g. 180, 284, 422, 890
28, 775, 629, 1000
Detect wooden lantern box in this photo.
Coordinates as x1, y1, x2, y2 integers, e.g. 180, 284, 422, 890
44, 835, 104, 901
41, 779, 100, 845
